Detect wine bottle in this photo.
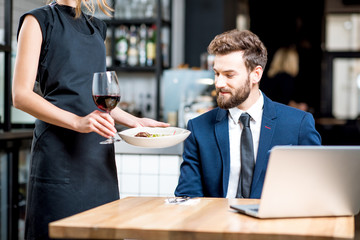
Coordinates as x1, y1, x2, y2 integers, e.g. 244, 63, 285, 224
146, 25, 156, 66
139, 24, 147, 67
115, 25, 129, 66
127, 25, 139, 67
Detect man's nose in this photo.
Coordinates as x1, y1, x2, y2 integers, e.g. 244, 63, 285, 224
215, 75, 226, 88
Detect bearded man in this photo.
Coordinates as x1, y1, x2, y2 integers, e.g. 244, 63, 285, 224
175, 30, 321, 199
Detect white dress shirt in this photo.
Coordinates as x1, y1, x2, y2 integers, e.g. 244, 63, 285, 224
226, 91, 264, 198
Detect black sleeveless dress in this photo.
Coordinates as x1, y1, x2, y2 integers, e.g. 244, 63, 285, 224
18, 3, 119, 239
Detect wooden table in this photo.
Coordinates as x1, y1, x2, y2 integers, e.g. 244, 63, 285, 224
49, 197, 355, 240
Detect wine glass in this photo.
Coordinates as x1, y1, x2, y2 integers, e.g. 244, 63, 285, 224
92, 71, 121, 144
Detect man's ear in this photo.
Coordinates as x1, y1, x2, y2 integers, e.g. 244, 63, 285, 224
250, 66, 263, 84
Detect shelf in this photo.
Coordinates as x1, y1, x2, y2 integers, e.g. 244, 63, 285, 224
103, 18, 171, 26
107, 65, 157, 72
0, 129, 33, 141
107, 65, 171, 72
0, 44, 11, 52
104, 0, 172, 120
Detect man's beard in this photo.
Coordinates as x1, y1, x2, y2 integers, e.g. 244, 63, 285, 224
216, 76, 251, 109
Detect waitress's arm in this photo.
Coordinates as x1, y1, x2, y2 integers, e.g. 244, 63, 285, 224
110, 107, 170, 128
12, 15, 116, 139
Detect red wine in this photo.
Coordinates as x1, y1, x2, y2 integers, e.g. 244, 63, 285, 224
93, 95, 121, 112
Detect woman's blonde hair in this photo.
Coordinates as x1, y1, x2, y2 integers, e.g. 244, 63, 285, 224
267, 46, 299, 78
51, 0, 113, 18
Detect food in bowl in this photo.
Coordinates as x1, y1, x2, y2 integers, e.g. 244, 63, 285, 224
134, 132, 171, 138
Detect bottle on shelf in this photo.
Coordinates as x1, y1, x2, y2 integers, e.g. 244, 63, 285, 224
162, 0, 170, 21
114, 0, 125, 19
115, 25, 129, 66
105, 28, 112, 67
127, 25, 139, 66
115, 0, 156, 19
144, 0, 157, 18
146, 25, 156, 67
161, 27, 170, 68
123, 0, 133, 19
138, 24, 147, 67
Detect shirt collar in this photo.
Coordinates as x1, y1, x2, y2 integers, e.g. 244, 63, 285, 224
228, 90, 264, 124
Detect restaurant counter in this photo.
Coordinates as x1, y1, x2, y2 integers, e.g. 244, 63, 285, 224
115, 141, 183, 155
114, 141, 183, 197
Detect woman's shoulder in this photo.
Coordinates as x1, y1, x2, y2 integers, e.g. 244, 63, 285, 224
22, 5, 53, 22
88, 16, 107, 40
18, 5, 54, 40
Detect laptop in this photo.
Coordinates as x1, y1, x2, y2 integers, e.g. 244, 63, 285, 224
230, 145, 360, 218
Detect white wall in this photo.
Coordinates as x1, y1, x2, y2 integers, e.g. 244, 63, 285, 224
116, 153, 181, 198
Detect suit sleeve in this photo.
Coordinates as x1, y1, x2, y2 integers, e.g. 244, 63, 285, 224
298, 112, 322, 145
175, 120, 204, 197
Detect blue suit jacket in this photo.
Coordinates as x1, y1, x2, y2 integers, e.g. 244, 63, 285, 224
175, 94, 321, 198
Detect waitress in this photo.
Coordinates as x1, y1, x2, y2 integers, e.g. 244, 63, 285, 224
12, 0, 169, 239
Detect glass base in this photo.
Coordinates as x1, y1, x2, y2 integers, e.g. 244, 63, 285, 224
99, 137, 121, 144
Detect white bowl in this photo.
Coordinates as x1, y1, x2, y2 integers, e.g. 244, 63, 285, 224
118, 127, 191, 148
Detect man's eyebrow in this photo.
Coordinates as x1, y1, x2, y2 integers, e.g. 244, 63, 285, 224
213, 68, 236, 73
223, 70, 236, 73
214, 69, 236, 74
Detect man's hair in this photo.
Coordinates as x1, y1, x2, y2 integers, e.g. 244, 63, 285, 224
208, 29, 268, 73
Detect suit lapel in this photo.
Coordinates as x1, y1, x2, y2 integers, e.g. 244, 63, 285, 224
252, 94, 277, 191
212, 95, 277, 197
214, 108, 230, 197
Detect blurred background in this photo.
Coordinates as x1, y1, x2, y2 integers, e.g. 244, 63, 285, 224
2, 0, 360, 144
1, 0, 360, 239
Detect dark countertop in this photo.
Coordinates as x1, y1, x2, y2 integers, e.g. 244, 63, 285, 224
0, 129, 33, 150
0, 129, 33, 141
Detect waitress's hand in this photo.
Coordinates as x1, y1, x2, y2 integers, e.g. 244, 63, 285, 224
76, 110, 117, 138
110, 108, 170, 128
134, 118, 170, 128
